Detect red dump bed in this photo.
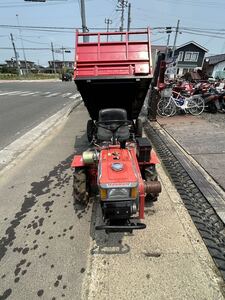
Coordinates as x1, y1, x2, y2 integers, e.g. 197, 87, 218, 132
74, 29, 153, 120
74, 29, 153, 78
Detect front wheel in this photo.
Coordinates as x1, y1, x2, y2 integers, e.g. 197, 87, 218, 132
187, 96, 205, 116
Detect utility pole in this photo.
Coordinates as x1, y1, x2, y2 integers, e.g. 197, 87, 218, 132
117, 0, 128, 41
172, 19, 180, 57
105, 18, 112, 41
80, 0, 89, 42
10, 33, 20, 76
61, 46, 65, 66
127, 2, 131, 31
16, 14, 28, 75
51, 42, 56, 74
165, 27, 172, 59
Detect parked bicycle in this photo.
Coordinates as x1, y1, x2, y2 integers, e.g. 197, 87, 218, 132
157, 90, 205, 117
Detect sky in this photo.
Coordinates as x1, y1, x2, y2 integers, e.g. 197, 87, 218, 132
0, 0, 225, 66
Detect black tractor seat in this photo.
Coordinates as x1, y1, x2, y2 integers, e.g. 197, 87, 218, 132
97, 108, 130, 142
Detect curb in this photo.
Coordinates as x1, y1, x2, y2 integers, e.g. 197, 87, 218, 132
0, 97, 82, 176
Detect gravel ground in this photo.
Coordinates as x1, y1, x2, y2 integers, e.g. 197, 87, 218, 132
200, 112, 225, 129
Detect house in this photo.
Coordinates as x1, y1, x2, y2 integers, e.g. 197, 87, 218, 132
5, 60, 42, 74
48, 60, 74, 72
203, 54, 225, 79
174, 41, 208, 76
151, 41, 207, 78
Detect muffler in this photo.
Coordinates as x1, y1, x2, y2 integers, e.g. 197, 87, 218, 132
144, 181, 162, 194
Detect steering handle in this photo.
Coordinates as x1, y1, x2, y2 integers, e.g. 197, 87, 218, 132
96, 120, 131, 132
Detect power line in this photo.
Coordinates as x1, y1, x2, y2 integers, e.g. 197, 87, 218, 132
157, 0, 225, 8
181, 30, 225, 40
16, 37, 50, 45
3, 23, 225, 36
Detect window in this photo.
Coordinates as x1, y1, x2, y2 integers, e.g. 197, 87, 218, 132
191, 52, 199, 62
178, 51, 184, 61
184, 51, 199, 62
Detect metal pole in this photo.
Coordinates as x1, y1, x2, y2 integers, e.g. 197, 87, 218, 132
80, 0, 88, 42
62, 46, 65, 66
127, 3, 131, 31
105, 18, 112, 42
16, 14, 28, 75
51, 42, 56, 74
117, 0, 128, 41
10, 33, 20, 76
165, 33, 170, 59
172, 19, 180, 57
120, 1, 125, 41
148, 53, 165, 121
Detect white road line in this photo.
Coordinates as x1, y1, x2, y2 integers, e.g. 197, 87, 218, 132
45, 92, 60, 98
69, 93, 80, 99
15, 91, 32, 95
31, 92, 40, 96
62, 92, 72, 98
0, 91, 22, 96
19, 92, 39, 96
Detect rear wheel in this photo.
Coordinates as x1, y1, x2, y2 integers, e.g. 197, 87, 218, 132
157, 98, 168, 116
73, 168, 89, 205
157, 98, 176, 117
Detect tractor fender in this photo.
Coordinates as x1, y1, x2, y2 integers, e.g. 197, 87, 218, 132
150, 150, 160, 165
71, 155, 85, 167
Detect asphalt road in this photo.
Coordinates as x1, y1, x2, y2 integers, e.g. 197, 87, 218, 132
0, 81, 77, 150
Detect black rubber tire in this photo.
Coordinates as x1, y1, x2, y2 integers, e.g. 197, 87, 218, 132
87, 119, 94, 142
73, 168, 89, 205
135, 118, 143, 137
